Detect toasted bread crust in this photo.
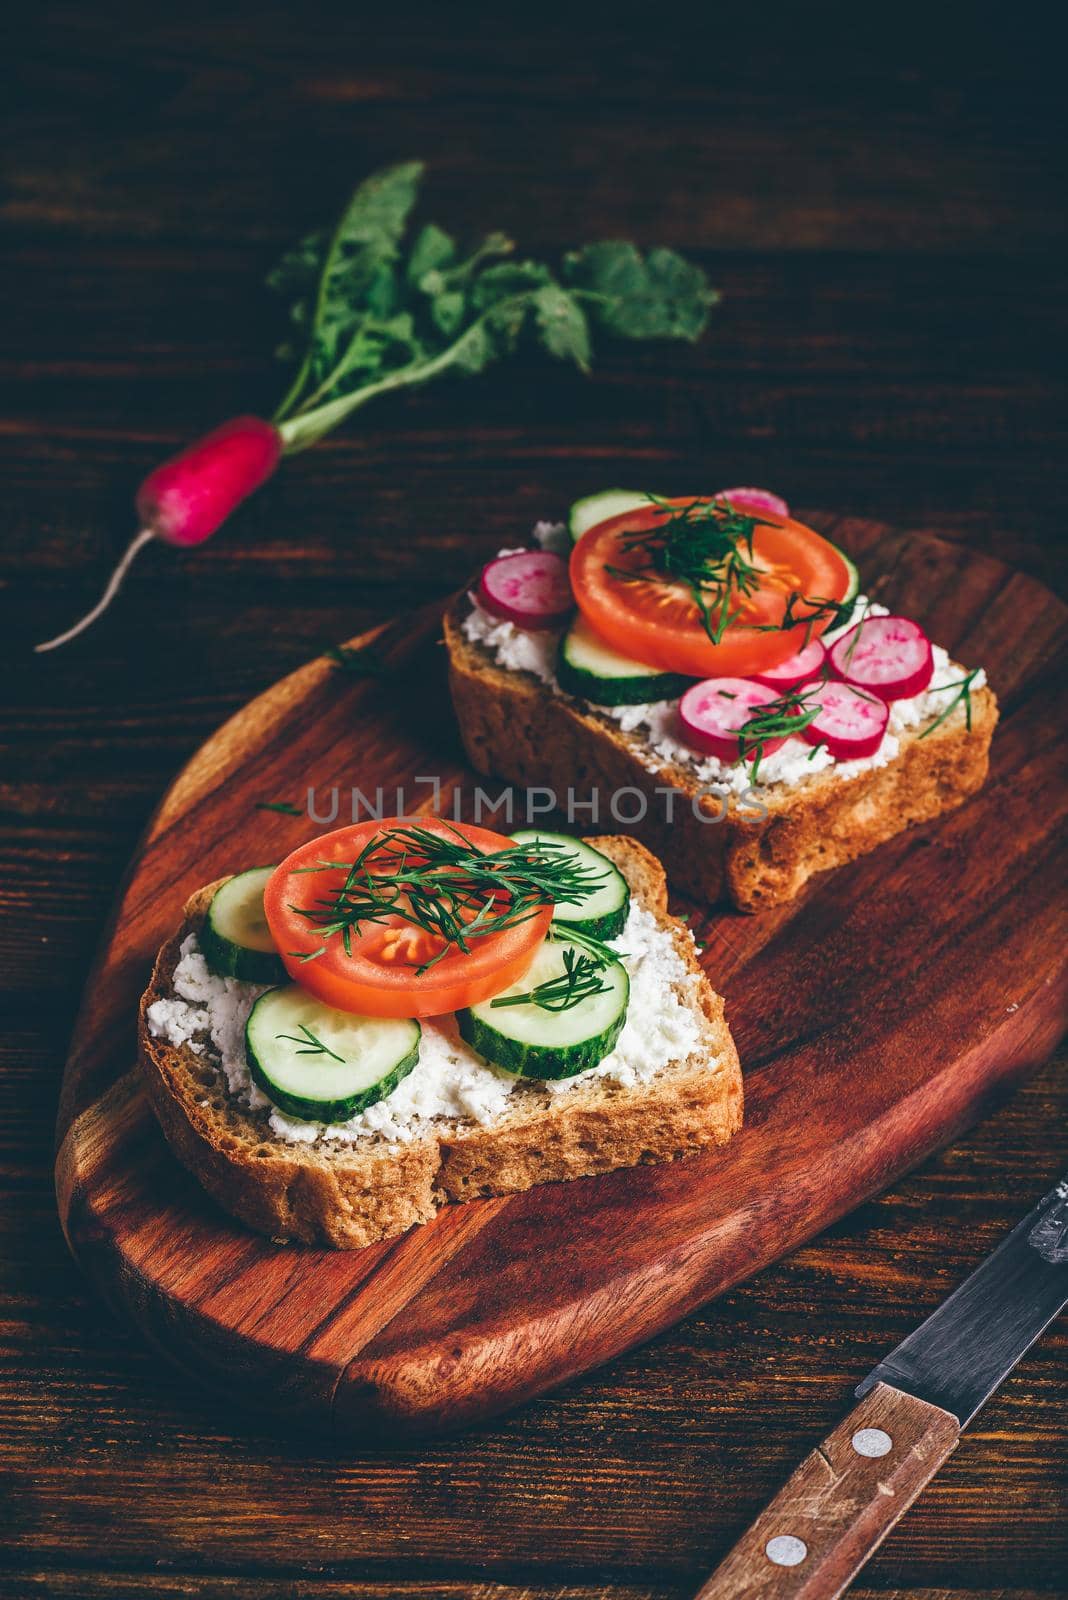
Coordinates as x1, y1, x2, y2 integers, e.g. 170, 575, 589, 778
137, 841, 742, 1249
443, 593, 998, 910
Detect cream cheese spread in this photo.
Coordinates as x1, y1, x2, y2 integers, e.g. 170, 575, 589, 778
146, 904, 707, 1148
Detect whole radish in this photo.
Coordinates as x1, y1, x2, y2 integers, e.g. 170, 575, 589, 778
36, 161, 719, 651
135, 416, 281, 547
36, 418, 281, 653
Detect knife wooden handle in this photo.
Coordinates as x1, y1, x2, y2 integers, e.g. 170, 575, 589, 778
693, 1382, 960, 1600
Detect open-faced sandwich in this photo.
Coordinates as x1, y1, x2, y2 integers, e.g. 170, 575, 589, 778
444, 488, 998, 910
139, 821, 741, 1248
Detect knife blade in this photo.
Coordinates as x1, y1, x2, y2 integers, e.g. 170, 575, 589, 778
695, 1174, 1068, 1600
856, 1171, 1068, 1424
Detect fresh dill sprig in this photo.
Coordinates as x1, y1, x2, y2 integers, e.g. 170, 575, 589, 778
605, 496, 774, 646
257, 800, 303, 816
736, 683, 825, 780
555, 923, 618, 964
275, 1023, 346, 1062
918, 668, 981, 739
836, 597, 874, 669
735, 672, 885, 777
490, 941, 612, 1013
756, 590, 857, 644
327, 641, 387, 677
288, 824, 609, 975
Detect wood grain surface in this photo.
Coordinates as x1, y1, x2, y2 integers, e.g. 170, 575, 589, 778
4, 4, 1068, 1596
53, 519, 1068, 1445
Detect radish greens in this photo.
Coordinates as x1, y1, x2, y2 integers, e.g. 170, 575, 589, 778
269, 162, 719, 453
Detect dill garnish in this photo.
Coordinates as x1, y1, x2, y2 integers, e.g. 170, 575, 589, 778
735, 673, 885, 776
274, 1023, 345, 1063
839, 597, 873, 668
918, 668, 981, 739
605, 496, 773, 645
757, 589, 857, 644
327, 642, 387, 677
735, 683, 825, 779
257, 800, 302, 816
288, 823, 608, 975
491, 941, 612, 1013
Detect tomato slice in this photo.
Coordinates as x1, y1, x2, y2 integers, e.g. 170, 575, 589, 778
264, 819, 552, 1019
569, 498, 853, 678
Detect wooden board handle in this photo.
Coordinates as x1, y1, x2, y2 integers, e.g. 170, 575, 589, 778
694, 1382, 960, 1600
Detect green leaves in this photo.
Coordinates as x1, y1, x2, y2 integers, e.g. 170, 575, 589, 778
406, 222, 456, 285
563, 241, 719, 341
268, 163, 719, 454
272, 162, 426, 414
316, 161, 423, 331
533, 284, 592, 372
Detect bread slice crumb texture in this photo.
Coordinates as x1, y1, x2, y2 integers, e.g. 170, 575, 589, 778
138, 837, 742, 1248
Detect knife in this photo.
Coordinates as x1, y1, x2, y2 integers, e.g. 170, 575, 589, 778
694, 1173, 1068, 1600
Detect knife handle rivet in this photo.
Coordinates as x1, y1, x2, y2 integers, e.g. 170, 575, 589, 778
852, 1427, 893, 1457
765, 1535, 808, 1567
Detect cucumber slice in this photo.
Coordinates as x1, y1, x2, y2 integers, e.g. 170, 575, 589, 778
245, 986, 421, 1123
458, 937, 629, 1079
511, 828, 630, 940
201, 867, 287, 984
557, 615, 695, 706
826, 537, 861, 624
568, 488, 653, 544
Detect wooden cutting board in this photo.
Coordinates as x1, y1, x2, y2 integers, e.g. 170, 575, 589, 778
54, 516, 1068, 1439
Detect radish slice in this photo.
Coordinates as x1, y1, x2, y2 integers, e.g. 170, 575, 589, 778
801, 680, 889, 760
829, 614, 934, 702
752, 638, 826, 691
679, 677, 791, 763
477, 551, 574, 629
715, 486, 790, 519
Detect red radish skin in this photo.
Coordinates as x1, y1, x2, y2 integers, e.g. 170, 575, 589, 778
35, 415, 283, 653
135, 416, 281, 547
715, 486, 790, 519
752, 638, 826, 691
829, 614, 934, 702
801, 680, 889, 760
477, 551, 573, 629
679, 677, 791, 763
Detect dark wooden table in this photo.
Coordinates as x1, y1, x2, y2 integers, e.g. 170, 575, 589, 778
3, 7, 1066, 1598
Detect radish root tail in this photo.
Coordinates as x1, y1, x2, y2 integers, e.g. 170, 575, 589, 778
34, 528, 156, 653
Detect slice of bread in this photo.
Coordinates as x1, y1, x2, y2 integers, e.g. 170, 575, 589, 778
137, 837, 742, 1250
443, 594, 998, 911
